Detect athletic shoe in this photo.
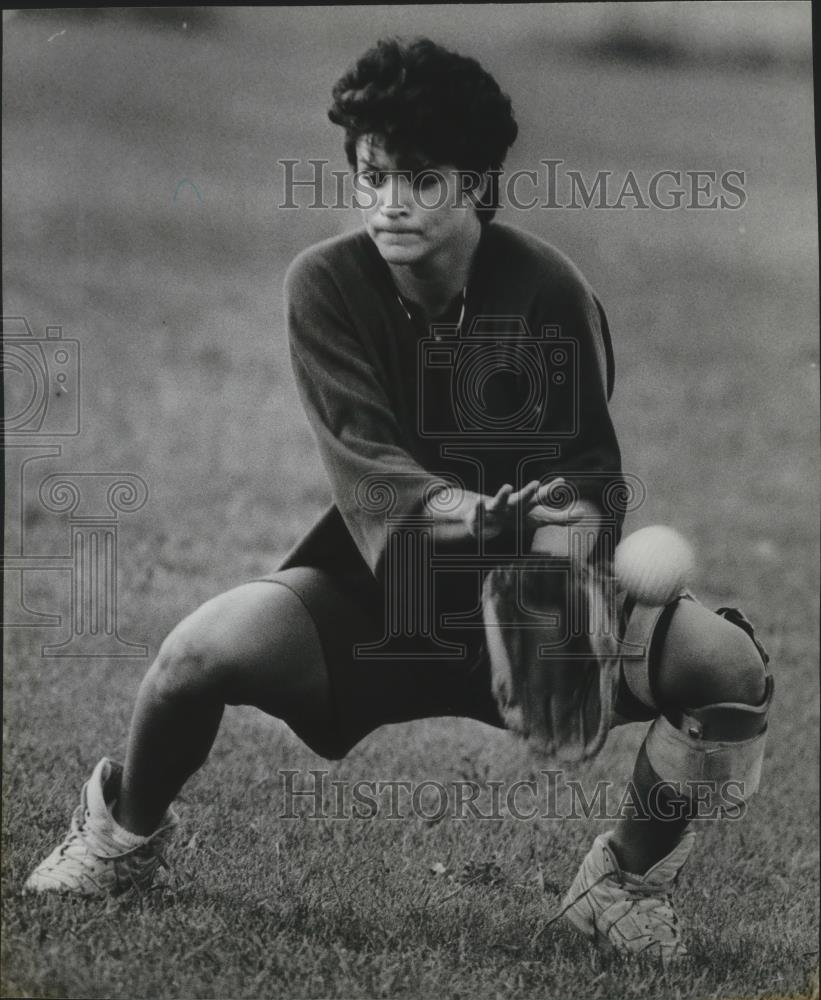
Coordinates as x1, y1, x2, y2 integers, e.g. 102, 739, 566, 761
560, 829, 695, 963
24, 757, 177, 895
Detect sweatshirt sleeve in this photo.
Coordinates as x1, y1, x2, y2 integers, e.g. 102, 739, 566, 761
284, 250, 445, 581
533, 276, 625, 529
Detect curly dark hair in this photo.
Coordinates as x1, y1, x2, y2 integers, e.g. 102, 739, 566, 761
328, 37, 518, 222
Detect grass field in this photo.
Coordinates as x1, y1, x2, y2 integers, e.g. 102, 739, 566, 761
2, 7, 819, 999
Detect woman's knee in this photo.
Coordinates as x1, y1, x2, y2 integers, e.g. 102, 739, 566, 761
144, 581, 315, 706
146, 622, 221, 704
653, 600, 767, 709
145, 581, 344, 748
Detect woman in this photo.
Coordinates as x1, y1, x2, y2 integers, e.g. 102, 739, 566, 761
27, 38, 771, 964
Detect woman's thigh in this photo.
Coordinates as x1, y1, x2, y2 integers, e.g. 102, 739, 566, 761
255, 567, 504, 757
170, 567, 501, 759
166, 577, 336, 733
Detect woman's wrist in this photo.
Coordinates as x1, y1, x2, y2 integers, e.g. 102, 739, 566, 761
423, 487, 487, 543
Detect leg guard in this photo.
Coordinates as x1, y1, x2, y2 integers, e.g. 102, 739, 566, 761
620, 595, 771, 717
644, 674, 774, 803
625, 596, 774, 804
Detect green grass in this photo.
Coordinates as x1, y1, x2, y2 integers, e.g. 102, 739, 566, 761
3, 8, 819, 999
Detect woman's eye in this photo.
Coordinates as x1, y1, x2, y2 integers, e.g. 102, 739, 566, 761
362, 170, 387, 188
413, 171, 440, 190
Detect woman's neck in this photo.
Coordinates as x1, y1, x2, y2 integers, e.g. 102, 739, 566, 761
389, 216, 482, 318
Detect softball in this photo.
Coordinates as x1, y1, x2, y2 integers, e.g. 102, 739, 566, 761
614, 525, 695, 605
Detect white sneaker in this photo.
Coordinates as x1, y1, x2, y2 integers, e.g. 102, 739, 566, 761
561, 829, 695, 963
24, 758, 178, 896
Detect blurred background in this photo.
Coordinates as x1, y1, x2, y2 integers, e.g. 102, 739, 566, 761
3, 5, 816, 599
3, 4, 815, 607
2, 6, 818, 997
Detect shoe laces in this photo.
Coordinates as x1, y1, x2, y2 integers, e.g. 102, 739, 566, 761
539, 870, 613, 934
57, 783, 157, 864
607, 868, 683, 938
537, 863, 681, 943
53, 801, 93, 862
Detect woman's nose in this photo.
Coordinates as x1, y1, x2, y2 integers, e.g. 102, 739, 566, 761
379, 174, 412, 215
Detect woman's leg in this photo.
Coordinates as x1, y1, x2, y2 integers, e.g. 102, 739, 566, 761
114, 579, 341, 835
27, 563, 502, 893
610, 598, 769, 874
115, 563, 501, 836
561, 596, 772, 961
26, 572, 356, 893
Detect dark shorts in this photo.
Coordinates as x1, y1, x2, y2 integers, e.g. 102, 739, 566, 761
257, 565, 674, 757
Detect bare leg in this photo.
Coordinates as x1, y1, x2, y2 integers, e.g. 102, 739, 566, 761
114, 582, 336, 835
610, 599, 767, 873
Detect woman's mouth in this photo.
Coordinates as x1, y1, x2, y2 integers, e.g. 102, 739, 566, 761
376, 227, 421, 237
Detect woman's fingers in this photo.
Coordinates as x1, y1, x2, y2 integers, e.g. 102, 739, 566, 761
480, 478, 581, 534
527, 504, 584, 526
486, 483, 513, 514
533, 477, 568, 508
488, 479, 574, 514
510, 480, 541, 506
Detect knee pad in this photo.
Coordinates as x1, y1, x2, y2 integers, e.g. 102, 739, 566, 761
621, 596, 771, 715
644, 673, 774, 803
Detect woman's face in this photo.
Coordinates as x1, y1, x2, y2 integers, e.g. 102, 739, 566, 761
355, 135, 480, 270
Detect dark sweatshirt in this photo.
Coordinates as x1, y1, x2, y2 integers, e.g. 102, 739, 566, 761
279, 221, 622, 609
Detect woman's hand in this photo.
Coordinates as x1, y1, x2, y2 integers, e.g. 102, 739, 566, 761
467, 479, 542, 540
526, 478, 603, 556
431, 477, 599, 549
525, 477, 591, 526
469, 476, 597, 540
